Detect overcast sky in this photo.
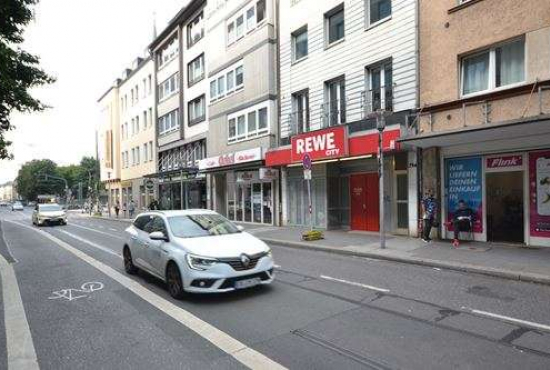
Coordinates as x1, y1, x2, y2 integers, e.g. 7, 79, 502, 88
0, 0, 189, 183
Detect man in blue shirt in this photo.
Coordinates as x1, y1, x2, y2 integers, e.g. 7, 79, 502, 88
421, 189, 438, 242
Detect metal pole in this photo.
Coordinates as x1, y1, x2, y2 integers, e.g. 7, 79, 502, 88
307, 178, 313, 231
378, 115, 386, 249
108, 173, 112, 218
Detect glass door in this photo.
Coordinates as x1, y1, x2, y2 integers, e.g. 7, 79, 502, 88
252, 183, 262, 223
262, 182, 272, 224
243, 183, 252, 222
394, 172, 409, 232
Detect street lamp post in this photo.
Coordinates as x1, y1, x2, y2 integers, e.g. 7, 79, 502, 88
107, 171, 112, 217
375, 111, 389, 249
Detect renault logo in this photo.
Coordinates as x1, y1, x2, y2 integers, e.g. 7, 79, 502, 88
240, 254, 251, 267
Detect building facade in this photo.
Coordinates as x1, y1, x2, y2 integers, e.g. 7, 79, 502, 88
98, 81, 122, 210
118, 57, 156, 212
0, 182, 18, 201
150, 0, 209, 211
266, 0, 419, 235
401, 0, 550, 246
200, 0, 280, 226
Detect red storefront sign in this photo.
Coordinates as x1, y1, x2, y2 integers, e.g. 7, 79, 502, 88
291, 126, 347, 162
486, 155, 523, 169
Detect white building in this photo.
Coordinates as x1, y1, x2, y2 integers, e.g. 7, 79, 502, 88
118, 57, 156, 210
266, 0, 419, 235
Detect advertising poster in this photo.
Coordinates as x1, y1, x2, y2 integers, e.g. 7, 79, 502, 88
445, 157, 483, 232
529, 150, 550, 238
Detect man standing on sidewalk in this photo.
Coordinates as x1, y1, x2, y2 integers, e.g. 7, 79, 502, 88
421, 189, 438, 243
128, 200, 135, 219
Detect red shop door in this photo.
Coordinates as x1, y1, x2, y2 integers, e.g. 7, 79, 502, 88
350, 174, 379, 232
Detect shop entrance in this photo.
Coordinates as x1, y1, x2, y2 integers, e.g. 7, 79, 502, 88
234, 181, 273, 224
486, 171, 524, 243
350, 173, 379, 231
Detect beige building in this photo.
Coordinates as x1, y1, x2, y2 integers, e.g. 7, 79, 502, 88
98, 81, 122, 212
0, 182, 17, 201
118, 57, 156, 212
401, 0, 550, 246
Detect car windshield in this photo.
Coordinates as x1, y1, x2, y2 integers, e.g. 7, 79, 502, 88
168, 214, 241, 238
39, 204, 62, 212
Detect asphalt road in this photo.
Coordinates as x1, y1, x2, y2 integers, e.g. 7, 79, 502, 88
1, 208, 550, 369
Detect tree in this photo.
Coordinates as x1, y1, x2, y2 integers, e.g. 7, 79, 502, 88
15, 159, 63, 200
0, 0, 55, 159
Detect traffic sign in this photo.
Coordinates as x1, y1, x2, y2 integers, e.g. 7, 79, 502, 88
303, 154, 312, 170
303, 169, 312, 180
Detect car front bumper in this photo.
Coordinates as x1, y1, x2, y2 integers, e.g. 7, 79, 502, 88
38, 217, 66, 225
183, 256, 275, 293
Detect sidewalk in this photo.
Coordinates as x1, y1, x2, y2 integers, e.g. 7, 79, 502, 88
238, 223, 550, 286
80, 212, 550, 286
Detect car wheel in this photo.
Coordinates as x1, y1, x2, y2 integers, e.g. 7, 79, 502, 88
123, 247, 138, 275
166, 262, 185, 300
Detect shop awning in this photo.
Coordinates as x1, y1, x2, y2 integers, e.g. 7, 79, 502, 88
399, 115, 550, 149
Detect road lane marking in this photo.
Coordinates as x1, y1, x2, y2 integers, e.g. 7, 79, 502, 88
0, 233, 39, 369
67, 223, 125, 240
7, 220, 287, 370
462, 307, 550, 333
109, 228, 118, 232
320, 275, 390, 293
56, 229, 122, 257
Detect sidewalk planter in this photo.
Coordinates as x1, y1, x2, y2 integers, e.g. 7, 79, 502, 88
302, 230, 324, 241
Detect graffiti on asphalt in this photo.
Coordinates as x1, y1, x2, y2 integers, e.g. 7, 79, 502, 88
48, 281, 104, 301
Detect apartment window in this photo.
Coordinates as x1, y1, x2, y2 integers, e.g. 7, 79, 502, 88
188, 95, 206, 125
292, 26, 308, 62
326, 5, 345, 45
257, 0, 266, 23
149, 141, 153, 161
228, 103, 270, 143
136, 146, 140, 165
142, 79, 147, 98
325, 77, 346, 126
144, 143, 148, 162
228, 22, 236, 44
188, 54, 205, 86
368, 0, 391, 25
135, 116, 140, 132
135, 86, 139, 102
158, 36, 179, 69
158, 109, 180, 135
148, 75, 152, 95
143, 111, 147, 130
236, 15, 244, 39
124, 122, 128, 139
461, 38, 525, 96
246, 7, 255, 31
367, 60, 393, 112
210, 63, 243, 101
158, 72, 179, 101
292, 90, 310, 133
187, 12, 204, 48
148, 108, 153, 128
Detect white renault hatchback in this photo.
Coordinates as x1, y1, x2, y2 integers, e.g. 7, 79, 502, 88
123, 210, 275, 298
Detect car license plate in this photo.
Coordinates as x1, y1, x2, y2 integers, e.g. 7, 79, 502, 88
235, 277, 261, 289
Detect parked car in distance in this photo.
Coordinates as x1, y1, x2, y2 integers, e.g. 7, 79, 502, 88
11, 201, 24, 211
32, 203, 67, 226
123, 210, 275, 298
0, 201, 8, 207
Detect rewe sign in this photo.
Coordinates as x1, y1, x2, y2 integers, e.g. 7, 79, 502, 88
291, 126, 347, 162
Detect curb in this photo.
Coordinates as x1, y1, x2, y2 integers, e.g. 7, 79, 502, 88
92, 216, 132, 223
260, 238, 550, 286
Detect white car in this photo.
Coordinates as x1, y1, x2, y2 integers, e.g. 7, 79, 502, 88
123, 210, 275, 298
32, 203, 67, 226
11, 201, 24, 211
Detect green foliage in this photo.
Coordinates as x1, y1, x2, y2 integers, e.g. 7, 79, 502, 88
0, 0, 55, 159
15, 159, 63, 200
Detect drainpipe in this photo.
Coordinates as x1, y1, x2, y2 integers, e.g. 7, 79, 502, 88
275, 0, 282, 226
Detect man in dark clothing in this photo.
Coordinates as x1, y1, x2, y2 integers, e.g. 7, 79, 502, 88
421, 189, 438, 242
149, 198, 160, 210
452, 200, 474, 247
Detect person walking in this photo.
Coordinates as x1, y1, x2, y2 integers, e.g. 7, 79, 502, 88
421, 189, 438, 243
149, 198, 159, 210
114, 201, 120, 219
128, 200, 135, 219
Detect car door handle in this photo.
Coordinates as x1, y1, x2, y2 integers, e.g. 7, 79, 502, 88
131, 236, 137, 241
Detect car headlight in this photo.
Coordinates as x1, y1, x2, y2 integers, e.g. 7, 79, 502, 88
267, 249, 273, 258
186, 254, 218, 271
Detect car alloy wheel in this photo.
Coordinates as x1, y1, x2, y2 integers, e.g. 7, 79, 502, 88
166, 263, 185, 300
123, 247, 138, 275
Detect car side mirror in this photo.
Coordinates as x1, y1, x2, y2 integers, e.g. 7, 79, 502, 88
236, 225, 244, 232
149, 231, 169, 242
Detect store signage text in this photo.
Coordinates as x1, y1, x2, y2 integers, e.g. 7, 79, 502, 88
259, 168, 278, 180
291, 126, 347, 162
486, 155, 523, 169
198, 148, 263, 170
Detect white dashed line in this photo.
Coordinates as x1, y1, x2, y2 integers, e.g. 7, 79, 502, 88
462, 307, 550, 333
320, 275, 390, 293
67, 223, 125, 240
56, 229, 122, 258
109, 228, 118, 232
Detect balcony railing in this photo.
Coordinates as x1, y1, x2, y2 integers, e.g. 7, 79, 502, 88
285, 86, 394, 138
